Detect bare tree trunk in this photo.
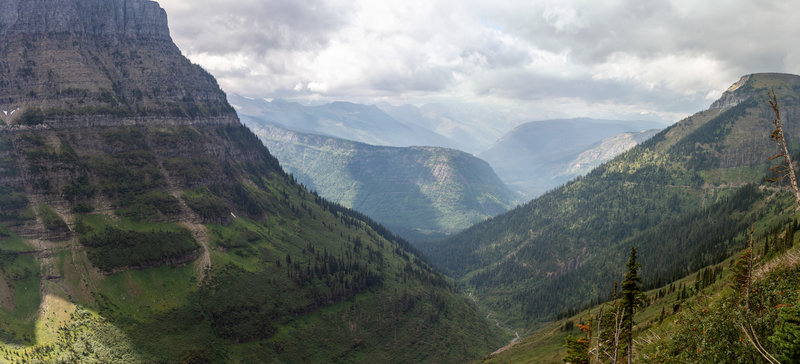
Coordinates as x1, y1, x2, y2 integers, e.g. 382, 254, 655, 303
595, 306, 603, 364
768, 90, 800, 210
746, 225, 753, 312
612, 306, 624, 364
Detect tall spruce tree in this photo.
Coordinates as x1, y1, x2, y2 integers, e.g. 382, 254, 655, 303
621, 246, 642, 364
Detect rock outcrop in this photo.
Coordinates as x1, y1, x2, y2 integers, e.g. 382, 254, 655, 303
0, 0, 233, 122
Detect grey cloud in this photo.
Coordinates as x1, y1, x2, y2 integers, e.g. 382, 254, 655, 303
161, 0, 350, 55
493, 0, 800, 71
471, 68, 711, 114
157, 0, 800, 126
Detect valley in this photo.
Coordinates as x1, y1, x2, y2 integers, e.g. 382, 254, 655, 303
1, 0, 800, 363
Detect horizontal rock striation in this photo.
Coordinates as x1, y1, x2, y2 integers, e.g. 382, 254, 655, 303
0, 0, 234, 122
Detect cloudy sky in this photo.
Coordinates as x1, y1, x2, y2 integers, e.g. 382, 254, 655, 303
157, 0, 800, 125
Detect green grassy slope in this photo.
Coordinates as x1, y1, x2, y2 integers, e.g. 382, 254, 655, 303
246, 123, 520, 241
422, 73, 800, 330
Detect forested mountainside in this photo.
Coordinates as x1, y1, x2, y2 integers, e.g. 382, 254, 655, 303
0, 1, 505, 362
244, 123, 520, 242
422, 73, 800, 330
479, 118, 664, 197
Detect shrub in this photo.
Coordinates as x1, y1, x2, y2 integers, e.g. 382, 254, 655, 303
37, 204, 69, 232
16, 107, 45, 126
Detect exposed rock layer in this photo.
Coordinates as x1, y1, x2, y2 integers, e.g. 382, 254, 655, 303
0, 0, 233, 121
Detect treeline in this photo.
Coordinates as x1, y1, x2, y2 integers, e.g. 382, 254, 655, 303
78, 224, 198, 271
284, 241, 385, 304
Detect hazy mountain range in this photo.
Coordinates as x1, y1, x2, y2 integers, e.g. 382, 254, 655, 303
229, 94, 457, 149
231, 94, 665, 201
244, 122, 520, 241
479, 118, 665, 197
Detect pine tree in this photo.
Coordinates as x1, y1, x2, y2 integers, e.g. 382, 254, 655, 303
621, 246, 642, 364
730, 227, 754, 311
563, 334, 589, 364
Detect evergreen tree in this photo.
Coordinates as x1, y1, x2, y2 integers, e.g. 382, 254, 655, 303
621, 246, 642, 364
563, 334, 589, 364
730, 228, 754, 311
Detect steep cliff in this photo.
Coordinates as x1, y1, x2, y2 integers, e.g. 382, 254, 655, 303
0, 0, 233, 122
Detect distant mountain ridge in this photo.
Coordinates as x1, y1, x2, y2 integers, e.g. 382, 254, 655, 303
229, 94, 458, 149
375, 102, 517, 153
231, 95, 666, 200
479, 118, 665, 197
245, 122, 520, 241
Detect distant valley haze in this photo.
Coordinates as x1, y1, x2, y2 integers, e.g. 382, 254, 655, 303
158, 0, 800, 136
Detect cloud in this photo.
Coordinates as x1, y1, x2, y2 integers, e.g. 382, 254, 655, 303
156, 0, 800, 124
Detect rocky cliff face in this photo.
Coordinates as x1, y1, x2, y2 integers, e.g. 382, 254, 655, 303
562, 129, 661, 176
709, 73, 800, 110
709, 74, 751, 109
0, 0, 233, 122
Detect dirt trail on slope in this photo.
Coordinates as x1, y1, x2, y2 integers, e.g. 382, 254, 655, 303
182, 221, 211, 284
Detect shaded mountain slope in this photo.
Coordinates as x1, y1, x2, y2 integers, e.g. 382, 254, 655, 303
422, 73, 800, 329
0, 1, 505, 362
244, 122, 520, 241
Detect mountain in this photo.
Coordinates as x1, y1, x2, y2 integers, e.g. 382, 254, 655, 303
245, 122, 520, 242
478, 118, 665, 197
229, 94, 457, 149
375, 103, 519, 154
559, 129, 661, 178
0, 1, 505, 362
421, 73, 800, 330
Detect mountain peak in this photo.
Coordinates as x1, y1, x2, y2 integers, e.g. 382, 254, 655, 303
710, 73, 800, 109
0, 0, 234, 123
